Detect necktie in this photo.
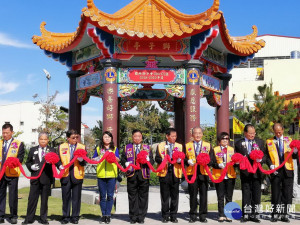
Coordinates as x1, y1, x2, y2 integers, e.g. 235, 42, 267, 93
195, 142, 200, 156
70, 145, 75, 159
3, 141, 8, 154
169, 144, 173, 158
248, 140, 252, 154
135, 145, 139, 155
41, 147, 45, 158
279, 139, 284, 157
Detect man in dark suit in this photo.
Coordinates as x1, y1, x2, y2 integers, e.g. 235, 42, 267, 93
235, 124, 266, 223
265, 123, 298, 222
155, 128, 183, 223
57, 129, 86, 224
22, 132, 57, 225
0, 123, 25, 224
121, 129, 154, 224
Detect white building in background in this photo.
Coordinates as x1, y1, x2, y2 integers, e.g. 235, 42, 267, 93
229, 35, 300, 111
0, 101, 90, 147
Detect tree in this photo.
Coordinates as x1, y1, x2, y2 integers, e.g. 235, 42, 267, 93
119, 102, 171, 148
233, 83, 297, 140
33, 91, 68, 147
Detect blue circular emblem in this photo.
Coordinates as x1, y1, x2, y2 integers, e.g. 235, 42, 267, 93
224, 202, 242, 220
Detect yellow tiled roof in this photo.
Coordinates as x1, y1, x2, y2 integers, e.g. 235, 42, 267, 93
32, 0, 265, 55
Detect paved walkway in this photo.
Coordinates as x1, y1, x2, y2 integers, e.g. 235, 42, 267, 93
9, 176, 299, 224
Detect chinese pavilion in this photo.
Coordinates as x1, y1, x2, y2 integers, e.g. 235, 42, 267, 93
32, 0, 265, 144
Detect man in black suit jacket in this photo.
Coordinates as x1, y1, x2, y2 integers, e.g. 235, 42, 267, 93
57, 129, 86, 224
0, 123, 25, 224
22, 132, 57, 225
235, 124, 266, 223
265, 123, 298, 222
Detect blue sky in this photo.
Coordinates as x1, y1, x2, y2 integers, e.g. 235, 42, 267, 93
1, 0, 300, 129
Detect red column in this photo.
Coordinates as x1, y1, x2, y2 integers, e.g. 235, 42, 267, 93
185, 64, 202, 142
101, 59, 121, 141
215, 73, 232, 135
67, 70, 85, 134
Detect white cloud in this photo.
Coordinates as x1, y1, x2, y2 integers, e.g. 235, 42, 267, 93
55, 91, 69, 104
0, 32, 36, 49
0, 73, 19, 95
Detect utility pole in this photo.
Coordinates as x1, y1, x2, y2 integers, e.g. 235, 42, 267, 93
43, 69, 51, 130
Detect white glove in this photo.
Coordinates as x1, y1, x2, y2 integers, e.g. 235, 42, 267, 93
146, 156, 150, 162
59, 165, 64, 170
218, 163, 225, 169
294, 147, 298, 153
270, 165, 278, 175
256, 159, 262, 163
31, 164, 39, 171
77, 157, 83, 162
188, 159, 194, 166
125, 162, 130, 167
177, 158, 181, 163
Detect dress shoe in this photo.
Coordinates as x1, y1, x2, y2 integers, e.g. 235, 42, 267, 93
188, 218, 196, 223
281, 215, 290, 223
170, 218, 178, 223
162, 217, 169, 223
11, 218, 18, 224
61, 219, 69, 224
250, 216, 260, 223
199, 218, 208, 223
39, 220, 49, 225
137, 218, 144, 224
70, 219, 79, 224
240, 216, 248, 223
0, 218, 4, 224
270, 215, 278, 222
105, 216, 111, 224
100, 216, 106, 224
22, 221, 34, 225
129, 220, 136, 224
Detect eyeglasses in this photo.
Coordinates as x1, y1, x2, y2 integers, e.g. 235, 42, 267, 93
221, 138, 229, 140
70, 136, 79, 140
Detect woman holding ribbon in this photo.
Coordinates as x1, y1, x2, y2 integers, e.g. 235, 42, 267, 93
211, 132, 236, 222
92, 131, 120, 224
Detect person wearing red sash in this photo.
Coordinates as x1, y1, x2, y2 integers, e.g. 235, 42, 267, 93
57, 129, 86, 224
0, 123, 25, 224
211, 132, 236, 222
266, 123, 298, 222
185, 127, 213, 223
92, 131, 120, 224
22, 132, 57, 225
155, 128, 183, 223
121, 129, 154, 224
235, 124, 266, 223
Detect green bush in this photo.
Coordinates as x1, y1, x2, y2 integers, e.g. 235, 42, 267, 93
149, 172, 159, 186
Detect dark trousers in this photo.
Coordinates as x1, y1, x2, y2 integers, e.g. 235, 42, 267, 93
0, 177, 18, 219
271, 169, 294, 216
127, 171, 150, 221
215, 178, 235, 217
25, 182, 51, 222
61, 181, 82, 220
159, 171, 179, 219
188, 176, 208, 220
98, 178, 116, 217
241, 176, 261, 216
